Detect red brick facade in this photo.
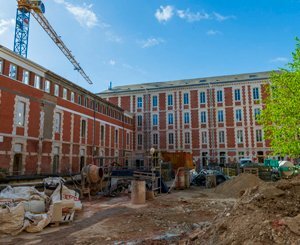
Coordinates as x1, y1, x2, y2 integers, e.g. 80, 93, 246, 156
0, 46, 134, 176
99, 73, 272, 168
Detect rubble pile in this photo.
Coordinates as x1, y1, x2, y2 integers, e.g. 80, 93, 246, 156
186, 175, 300, 244
214, 173, 262, 198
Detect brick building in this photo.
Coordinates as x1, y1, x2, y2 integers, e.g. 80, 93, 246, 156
0, 45, 134, 176
98, 72, 272, 168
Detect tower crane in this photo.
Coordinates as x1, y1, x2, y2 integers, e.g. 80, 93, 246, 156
13, 0, 93, 84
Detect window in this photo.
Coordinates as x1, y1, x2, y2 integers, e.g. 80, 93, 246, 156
137, 115, 143, 127
218, 110, 224, 122
152, 95, 158, 107
63, 88, 67, 99
253, 87, 260, 100
71, 92, 75, 102
201, 131, 207, 144
237, 130, 243, 143
256, 129, 263, 142
137, 97, 143, 108
78, 95, 82, 105
200, 91, 206, 104
219, 131, 225, 144
184, 132, 190, 144
152, 114, 158, 126
236, 109, 242, 122
0, 59, 3, 74
126, 132, 130, 145
54, 84, 59, 97
115, 129, 118, 144
34, 75, 41, 89
234, 89, 241, 101
200, 111, 206, 123
217, 90, 223, 102
168, 133, 174, 144
168, 113, 174, 125
44, 80, 50, 93
137, 134, 143, 145
184, 112, 190, 124
254, 108, 261, 121
54, 112, 61, 133
100, 125, 105, 141
84, 97, 88, 107
153, 133, 158, 145
183, 93, 189, 105
9, 64, 17, 79
22, 70, 29, 84
167, 94, 173, 106
81, 120, 86, 138
16, 101, 26, 126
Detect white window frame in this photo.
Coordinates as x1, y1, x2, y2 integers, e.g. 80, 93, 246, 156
168, 113, 174, 125
237, 130, 244, 143
44, 80, 50, 93
254, 108, 261, 121
234, 89, 241, 101
54, 112, 61, 133
9, 63, 17, 79
152, 95, 158, 107
137, 97, 143, 108
218, 130, 225, 144
137, 134, 143, 145
54, 84, 59, 97
184, 112, 190, 124
217, 90, 223, 103
168, 133, 174, 145
256, 129, 263, 142
34, 75, 41, 89
199, 91, 206, 104
71, 92, 75, 102
200, 111, 206, 123
22, 70, 29, 84
152, 114, 158, 126
63, 88, 67, 100
167, 94, 173, 106
217, 110, 224, 123
0, 59, 3, 74
184, 132, 190, 144
16, 101, 26, 126
183, 93, 189, 105
153, 133, 158, 145
253, 87, 260, 100
235, 109, 242, 122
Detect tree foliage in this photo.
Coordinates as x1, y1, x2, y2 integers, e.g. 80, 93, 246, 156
260, 38, 300, 158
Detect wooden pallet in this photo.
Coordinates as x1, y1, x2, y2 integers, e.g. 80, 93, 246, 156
243, 168, 259, 176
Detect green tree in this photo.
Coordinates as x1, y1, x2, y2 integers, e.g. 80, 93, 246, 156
260, 38, 300, 158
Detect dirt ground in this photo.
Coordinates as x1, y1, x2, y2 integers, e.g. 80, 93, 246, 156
0, 186, 235, 245
1, 174, 299, 245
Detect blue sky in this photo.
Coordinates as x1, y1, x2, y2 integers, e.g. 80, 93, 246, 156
0, 0, 299, 92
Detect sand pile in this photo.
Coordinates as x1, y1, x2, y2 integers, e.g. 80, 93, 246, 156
183, 175, 300, 244
214, 173, 262, 198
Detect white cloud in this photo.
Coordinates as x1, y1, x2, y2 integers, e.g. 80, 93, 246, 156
270, 57, 289, 63
177, 9, 210, 22
213, 12, 236, 22
105, 31, 123, 43
0, 18, 15, 36
206, 30, 222, 36
139, 38, 165, 48
54, 0, 98, 28
155, 5, 174, 22
109, 59, 116, 66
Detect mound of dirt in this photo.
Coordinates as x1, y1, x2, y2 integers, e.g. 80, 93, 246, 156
183, 175, 300, 244
214, 173, 262, 198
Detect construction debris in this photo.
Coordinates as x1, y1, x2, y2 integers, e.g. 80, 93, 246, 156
0, 178, 82, 235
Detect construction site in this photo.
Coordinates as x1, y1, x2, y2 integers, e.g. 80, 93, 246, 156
0, 0, 300, 244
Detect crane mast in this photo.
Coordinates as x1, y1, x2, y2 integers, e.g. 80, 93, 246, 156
13, 0, 93, 84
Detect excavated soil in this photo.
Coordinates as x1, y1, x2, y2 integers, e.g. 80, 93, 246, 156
182, 175, 300, 245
